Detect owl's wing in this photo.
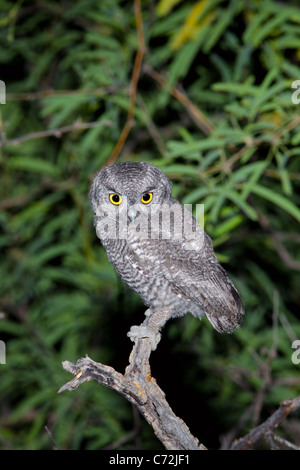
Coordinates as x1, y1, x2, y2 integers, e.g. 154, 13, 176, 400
126, 226, 244, 334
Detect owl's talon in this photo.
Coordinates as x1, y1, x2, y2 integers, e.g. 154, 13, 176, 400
128, 325, 161, 351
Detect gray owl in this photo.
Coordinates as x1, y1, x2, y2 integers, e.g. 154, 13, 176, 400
89, 161, 244, 350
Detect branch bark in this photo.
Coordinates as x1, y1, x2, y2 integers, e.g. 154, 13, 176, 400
230, 396, 300, 450
58, 332, 300, 450
58, 335, 206, 450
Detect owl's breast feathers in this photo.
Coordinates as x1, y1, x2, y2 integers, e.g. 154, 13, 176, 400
123, 217, 244, 334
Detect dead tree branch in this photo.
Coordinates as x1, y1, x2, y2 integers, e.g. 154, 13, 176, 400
230, 396, 300, 450
58, 335, 206, 451
58, 331, 300, 450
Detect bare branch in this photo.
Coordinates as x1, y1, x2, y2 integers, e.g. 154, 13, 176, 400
59, 324, 300, 450
272, 432, 300, 450
230, 396, 300, 450
58, 336, 206, 451
44, 426, 59, 450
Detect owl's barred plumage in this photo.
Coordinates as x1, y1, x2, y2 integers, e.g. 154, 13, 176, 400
89, 161, 244, 349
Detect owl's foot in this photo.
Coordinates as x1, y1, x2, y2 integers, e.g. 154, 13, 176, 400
127, 325, 161, 351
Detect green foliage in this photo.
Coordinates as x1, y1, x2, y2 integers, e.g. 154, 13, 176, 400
0, 0, 300, 450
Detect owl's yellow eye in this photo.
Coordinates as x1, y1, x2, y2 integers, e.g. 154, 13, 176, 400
141, 192, 153, 204
109, 194, 122, 205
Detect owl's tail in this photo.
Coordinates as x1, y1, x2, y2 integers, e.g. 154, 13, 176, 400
205, 283, 245, 334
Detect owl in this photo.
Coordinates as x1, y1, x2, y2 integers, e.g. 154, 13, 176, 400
89, 161, 244, 350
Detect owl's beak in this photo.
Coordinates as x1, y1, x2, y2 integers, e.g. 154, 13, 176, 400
128, 208, 139, 223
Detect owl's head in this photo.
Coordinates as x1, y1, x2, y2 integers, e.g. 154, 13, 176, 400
89, 162, 172, 223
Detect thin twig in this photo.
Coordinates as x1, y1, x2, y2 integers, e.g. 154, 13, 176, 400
272, 432, 300, 450
0, 119, 112, 148
44, 425, 59, 450
58, 313, 206, 451
143, 63, 215, 136
136, 94, 167, 155
256, 208, 300, 272
105, 0, 145, 167
102, 430, 137, 450
230, 396, 300, 450
279, 313, 298, 343
0, 176, 76, 211
6, 85, 121, 101
219, 403, 256, 450
250, 292, 278, 426
264, 430, 279, 449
